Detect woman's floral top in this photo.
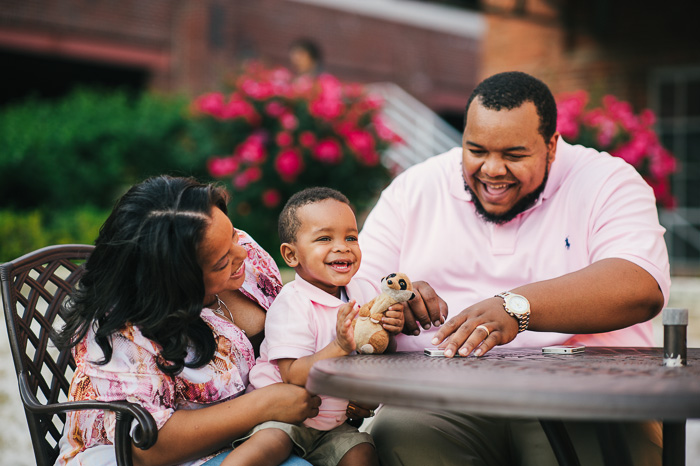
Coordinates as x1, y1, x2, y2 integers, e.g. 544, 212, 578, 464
56, 230, 282, 466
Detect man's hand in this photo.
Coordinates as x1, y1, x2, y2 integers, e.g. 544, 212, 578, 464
381, 303, 405, 335
430, 296, 519, 357
402, 281, 448, 336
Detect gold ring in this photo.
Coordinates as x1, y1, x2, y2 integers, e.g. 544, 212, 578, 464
369, 409, 375, 417
476, 324, 490, 337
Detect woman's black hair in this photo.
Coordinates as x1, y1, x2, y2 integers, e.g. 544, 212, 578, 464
53, 175, 229, 375
464, 71, 557, 142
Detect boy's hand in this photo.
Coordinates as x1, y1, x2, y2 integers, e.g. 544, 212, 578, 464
382, 303, 405, 335
346, 400, 380, 421
334, 300, 358, 354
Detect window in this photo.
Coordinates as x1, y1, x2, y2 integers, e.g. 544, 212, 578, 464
650, 66, 700, 272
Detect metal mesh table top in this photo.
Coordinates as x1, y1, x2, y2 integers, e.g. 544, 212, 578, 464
307, 347, 700, 420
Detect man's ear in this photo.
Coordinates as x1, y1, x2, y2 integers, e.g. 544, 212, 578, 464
280, 243, 299, 268
546, 132, 559, 169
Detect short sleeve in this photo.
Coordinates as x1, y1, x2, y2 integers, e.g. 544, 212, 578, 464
587, 161, 671, 305
237, 229, 283, 310
264, 290, 318, 361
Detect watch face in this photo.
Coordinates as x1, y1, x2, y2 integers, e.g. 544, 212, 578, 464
509, 295, 529, 314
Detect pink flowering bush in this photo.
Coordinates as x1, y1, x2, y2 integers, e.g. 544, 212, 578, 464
556, 90, 677, 208
188, 62, 401, 254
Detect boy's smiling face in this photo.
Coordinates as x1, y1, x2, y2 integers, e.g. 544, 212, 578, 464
280, 199, 361, 297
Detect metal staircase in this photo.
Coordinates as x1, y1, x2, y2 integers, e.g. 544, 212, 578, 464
367, 82, 461, 172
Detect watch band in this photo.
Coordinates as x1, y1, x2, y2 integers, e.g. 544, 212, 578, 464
495, 292, 530, 333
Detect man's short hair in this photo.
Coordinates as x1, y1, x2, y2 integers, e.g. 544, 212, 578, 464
278, 187, 350, 243
464, 71, 557, 142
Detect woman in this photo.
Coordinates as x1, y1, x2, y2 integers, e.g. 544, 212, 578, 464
53, 176, 320, 466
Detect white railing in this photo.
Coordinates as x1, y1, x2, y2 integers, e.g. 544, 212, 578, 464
659, 208, 700, 273
367, 82, 461, 171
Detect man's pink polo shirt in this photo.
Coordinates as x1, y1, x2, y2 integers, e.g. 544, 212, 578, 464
358, 138, 671, 352
249, 274, 377, 431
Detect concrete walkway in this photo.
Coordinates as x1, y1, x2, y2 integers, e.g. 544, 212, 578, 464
2, 278, 699, 465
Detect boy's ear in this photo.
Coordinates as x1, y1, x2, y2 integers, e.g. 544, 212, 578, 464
280, 242, 299, 268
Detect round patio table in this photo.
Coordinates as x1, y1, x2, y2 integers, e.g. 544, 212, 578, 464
307, 347, 700, 466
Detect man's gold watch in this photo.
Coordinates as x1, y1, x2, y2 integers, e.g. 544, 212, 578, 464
495, 292, 530, 333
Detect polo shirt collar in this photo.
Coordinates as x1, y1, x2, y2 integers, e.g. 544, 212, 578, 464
293, 273, 351, 307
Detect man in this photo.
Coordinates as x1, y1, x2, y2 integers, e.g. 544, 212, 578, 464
357, 71, 670, 465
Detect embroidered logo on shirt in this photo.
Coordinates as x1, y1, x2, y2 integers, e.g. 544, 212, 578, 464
565, 237, 571, 250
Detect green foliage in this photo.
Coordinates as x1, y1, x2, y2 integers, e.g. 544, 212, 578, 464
0, 88, 209, 211
0, 208, 108, 262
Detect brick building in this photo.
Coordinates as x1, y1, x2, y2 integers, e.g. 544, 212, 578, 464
0, 0, 481, 126
1, 0, 699, 266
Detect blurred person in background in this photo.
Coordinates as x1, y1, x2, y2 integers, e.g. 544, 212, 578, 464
289, 38, 323, 77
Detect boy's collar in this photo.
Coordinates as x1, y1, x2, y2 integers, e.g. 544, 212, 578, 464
293, 273, 350, 307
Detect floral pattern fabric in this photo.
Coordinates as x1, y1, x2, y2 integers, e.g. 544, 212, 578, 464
55, 230, 282, 466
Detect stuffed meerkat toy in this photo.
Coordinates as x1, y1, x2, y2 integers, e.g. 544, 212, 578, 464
354, 272, 414, 354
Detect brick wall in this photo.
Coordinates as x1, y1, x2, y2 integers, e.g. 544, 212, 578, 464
480, 0, 700, 109
0, 0, 481, 115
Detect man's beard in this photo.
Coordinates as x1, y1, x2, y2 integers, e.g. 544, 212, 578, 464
463, 167, 549, 226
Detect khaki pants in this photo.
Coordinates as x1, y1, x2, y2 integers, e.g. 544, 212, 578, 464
368, 406, 662, 466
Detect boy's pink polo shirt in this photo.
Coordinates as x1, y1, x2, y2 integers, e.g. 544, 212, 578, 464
358, 138, 671, 352
249, 274, 377, 431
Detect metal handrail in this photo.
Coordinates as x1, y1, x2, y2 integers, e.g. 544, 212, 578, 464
659, 208, 700, 273
368, 82, 461, 171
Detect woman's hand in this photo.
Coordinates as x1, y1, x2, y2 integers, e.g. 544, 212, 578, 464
259, 383, 322, 425
382, 303, 405, 335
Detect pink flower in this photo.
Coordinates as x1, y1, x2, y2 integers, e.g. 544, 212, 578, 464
310, 98, 344, 120
649, 147, 677, 179
275, 149, 304, 181
221, 96, 259, 123
233, 166, 262, 190
318, 74, 343, 99
373, 116, 402, 144
265, 101, 287, 117
193, 92, 225, 118
236, 134, 266, 164
361, 93, 383, 111
639, 109, 656, 127
299, 131, 317, 148
241, 79, 274, 100
346, 129, 378, 165
276, 132, 293, 147
207, 156, 240, 177
556, 91, 589, 140
280, 113, 298, 130
312, 138, 343, 164
556, 91, 677, 208
262, 188, 282, 208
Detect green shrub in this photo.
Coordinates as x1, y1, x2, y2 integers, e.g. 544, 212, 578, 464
0, 208, 108, 262
0, 88, 209, 211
